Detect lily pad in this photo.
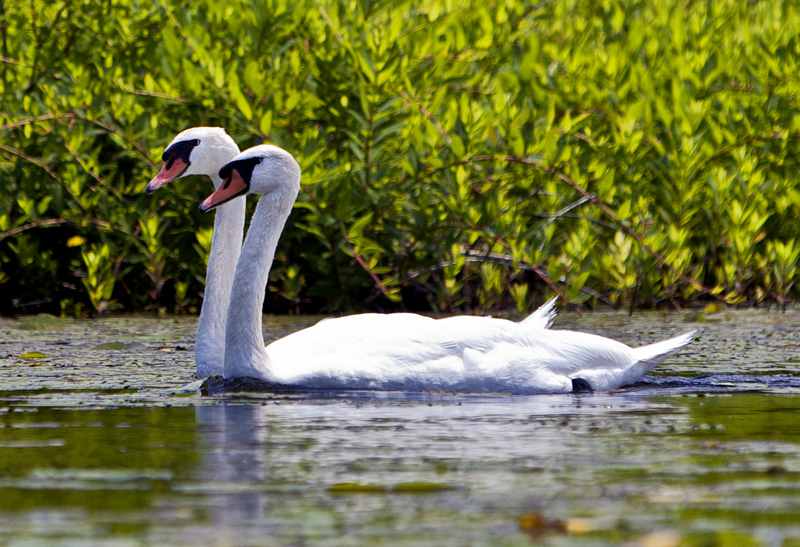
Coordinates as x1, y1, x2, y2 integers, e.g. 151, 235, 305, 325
392, 482, 455, 493
16, 314, 62, 331
328, 483, 387, 494
328, 482, 455, 494
90, 342, 145, 351
19, 352, 46, 359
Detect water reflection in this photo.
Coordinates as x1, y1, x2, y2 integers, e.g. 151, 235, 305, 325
183, 391, 800, 545
186, 392, 685, 541
194, 404, 272, 520
4, 390, 800, 544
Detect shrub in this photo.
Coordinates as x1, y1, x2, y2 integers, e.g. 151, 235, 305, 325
2, 0, 799, 315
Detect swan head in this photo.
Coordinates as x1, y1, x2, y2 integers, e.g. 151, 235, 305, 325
146, 127, 239, 194
199, 144, 301, 212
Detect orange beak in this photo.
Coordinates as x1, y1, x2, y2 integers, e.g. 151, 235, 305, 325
146, 157, 189, 194
199, 169, 248, 212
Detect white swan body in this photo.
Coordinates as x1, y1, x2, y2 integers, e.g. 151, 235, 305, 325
270, 319, 695, 393
147, 127, 244, 377
200, 144, 694, 394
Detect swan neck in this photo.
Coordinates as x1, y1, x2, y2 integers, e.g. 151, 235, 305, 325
224, 190, 294, 380
195, 173, 246, 378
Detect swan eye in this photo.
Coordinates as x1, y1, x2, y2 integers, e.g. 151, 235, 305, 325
162, 139, 201, 165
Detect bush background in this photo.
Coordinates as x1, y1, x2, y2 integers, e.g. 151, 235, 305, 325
2, 0, 799, 316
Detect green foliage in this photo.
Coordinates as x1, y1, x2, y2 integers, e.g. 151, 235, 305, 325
80, 242, 118, 314
2, 0, 800, 315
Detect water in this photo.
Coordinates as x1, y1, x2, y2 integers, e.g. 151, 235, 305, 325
1, 309, 800, 545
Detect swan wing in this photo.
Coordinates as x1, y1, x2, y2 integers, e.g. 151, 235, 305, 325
520, 296, 558, 329
268, 320, 693, 394
269, 315, 534, 391
266, 313, 435, 364
267, 298, 559, 366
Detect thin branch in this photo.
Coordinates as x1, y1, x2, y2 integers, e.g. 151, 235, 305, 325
0, 218, 112, 241
84, 117, 157, 169
128, 88, 189, 103
0, 143, 85, 207
399, 249, 618, 306
0, 144, 61, 180
334, 216, 393, 300
317, 5, 344, 44
0, 112, 76, 131
527, 263, 569, 304
2, 112, 157, 168
0, 56, 63, 79
541, 194, 593, 228
63, 143, 102, 192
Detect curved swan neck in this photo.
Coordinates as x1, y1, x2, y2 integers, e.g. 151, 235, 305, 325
195, 172, 246, 378
223, 189, 296, 379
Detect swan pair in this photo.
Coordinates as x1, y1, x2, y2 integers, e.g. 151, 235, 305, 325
147, 127, 694, 393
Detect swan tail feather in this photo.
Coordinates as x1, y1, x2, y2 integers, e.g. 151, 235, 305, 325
610, 331, 695, 389
520, 296, 558, 329
632, 331, 696, 369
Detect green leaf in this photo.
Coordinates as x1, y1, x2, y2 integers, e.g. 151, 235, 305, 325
450, 135, 465, 158
259, 110, 273, 135
19, 352, 46, 359
230, 85, 253, 120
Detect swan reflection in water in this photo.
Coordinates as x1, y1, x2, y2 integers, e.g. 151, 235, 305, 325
191, 390, 684, 539
193, 403, 275, 525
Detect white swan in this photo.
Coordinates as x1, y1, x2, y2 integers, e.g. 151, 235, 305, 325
200, 144, 695, 393
147, 127, 244, 378
149, 128, 558, 379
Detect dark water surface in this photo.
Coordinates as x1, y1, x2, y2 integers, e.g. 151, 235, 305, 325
1, 309, 800, 545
